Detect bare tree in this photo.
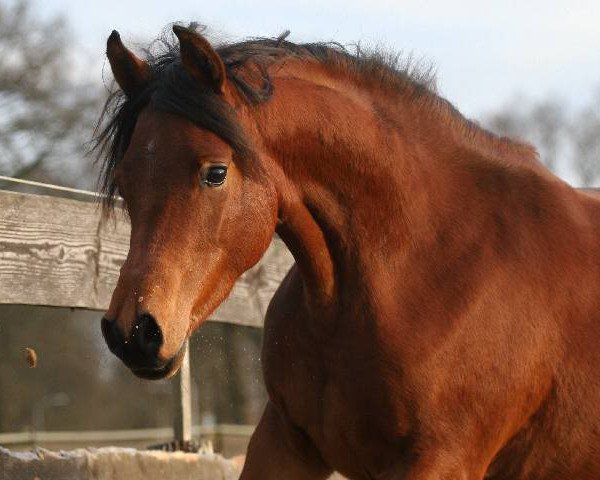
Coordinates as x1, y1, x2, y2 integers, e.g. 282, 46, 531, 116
486, 98, 565, 173
571, 92, 600, 187
485, 92, 599, 187
486, 98, 530, 143
0, 0, 103, 187
529, 100, 565, 173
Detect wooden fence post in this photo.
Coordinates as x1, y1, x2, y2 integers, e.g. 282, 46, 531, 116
173, 339, 192, 442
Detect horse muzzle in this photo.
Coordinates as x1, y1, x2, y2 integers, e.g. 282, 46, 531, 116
101, 313, 186, 380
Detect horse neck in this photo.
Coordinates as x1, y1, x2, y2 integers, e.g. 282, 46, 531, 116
249, 68, 479, 308
244, 72, 446, 304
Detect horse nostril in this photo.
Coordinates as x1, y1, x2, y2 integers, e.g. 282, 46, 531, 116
134, 313, 163, 358
101, 317, 125, 358
102, 314, 164, 370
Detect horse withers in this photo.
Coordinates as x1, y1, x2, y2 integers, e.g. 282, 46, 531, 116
96, 25, 600, 479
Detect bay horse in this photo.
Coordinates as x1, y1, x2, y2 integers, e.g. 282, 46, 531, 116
96, 24, 600, 479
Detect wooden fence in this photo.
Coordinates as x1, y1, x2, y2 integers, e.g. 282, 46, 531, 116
0, 187, 294, 446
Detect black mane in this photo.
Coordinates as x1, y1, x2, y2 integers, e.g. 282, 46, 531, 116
93, 24, 437, 209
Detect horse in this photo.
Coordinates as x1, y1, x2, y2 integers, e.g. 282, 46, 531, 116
95, 24, 600, 479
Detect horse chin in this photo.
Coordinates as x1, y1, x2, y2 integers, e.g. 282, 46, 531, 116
131, 343, 187, 380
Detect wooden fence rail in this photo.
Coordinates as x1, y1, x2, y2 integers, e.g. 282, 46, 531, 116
0, 425, 255, 445
0, 188, 294, 446
0, 189, 293, 326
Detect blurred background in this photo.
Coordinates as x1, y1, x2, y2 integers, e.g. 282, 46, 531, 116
0, 0, 598, 457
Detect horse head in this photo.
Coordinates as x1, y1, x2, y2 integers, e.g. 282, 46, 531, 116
100, 27, 277, 379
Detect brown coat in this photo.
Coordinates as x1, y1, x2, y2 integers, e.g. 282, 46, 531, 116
99, 26, 600, 479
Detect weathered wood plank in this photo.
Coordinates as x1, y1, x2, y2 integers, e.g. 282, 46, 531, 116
0, 190, 294, 327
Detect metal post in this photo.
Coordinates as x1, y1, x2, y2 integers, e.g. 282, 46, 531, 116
173, 339, 192, 442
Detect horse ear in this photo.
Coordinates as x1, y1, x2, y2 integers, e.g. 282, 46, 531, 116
172, 25, 226, 95
106, 30, 151, 97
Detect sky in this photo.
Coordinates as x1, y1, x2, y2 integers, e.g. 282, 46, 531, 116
37, 0, 600, 120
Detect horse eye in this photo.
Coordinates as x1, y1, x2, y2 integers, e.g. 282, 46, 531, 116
203, 165, 228, 187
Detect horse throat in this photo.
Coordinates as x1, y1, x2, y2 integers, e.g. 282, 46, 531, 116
275, 187, 336, 307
